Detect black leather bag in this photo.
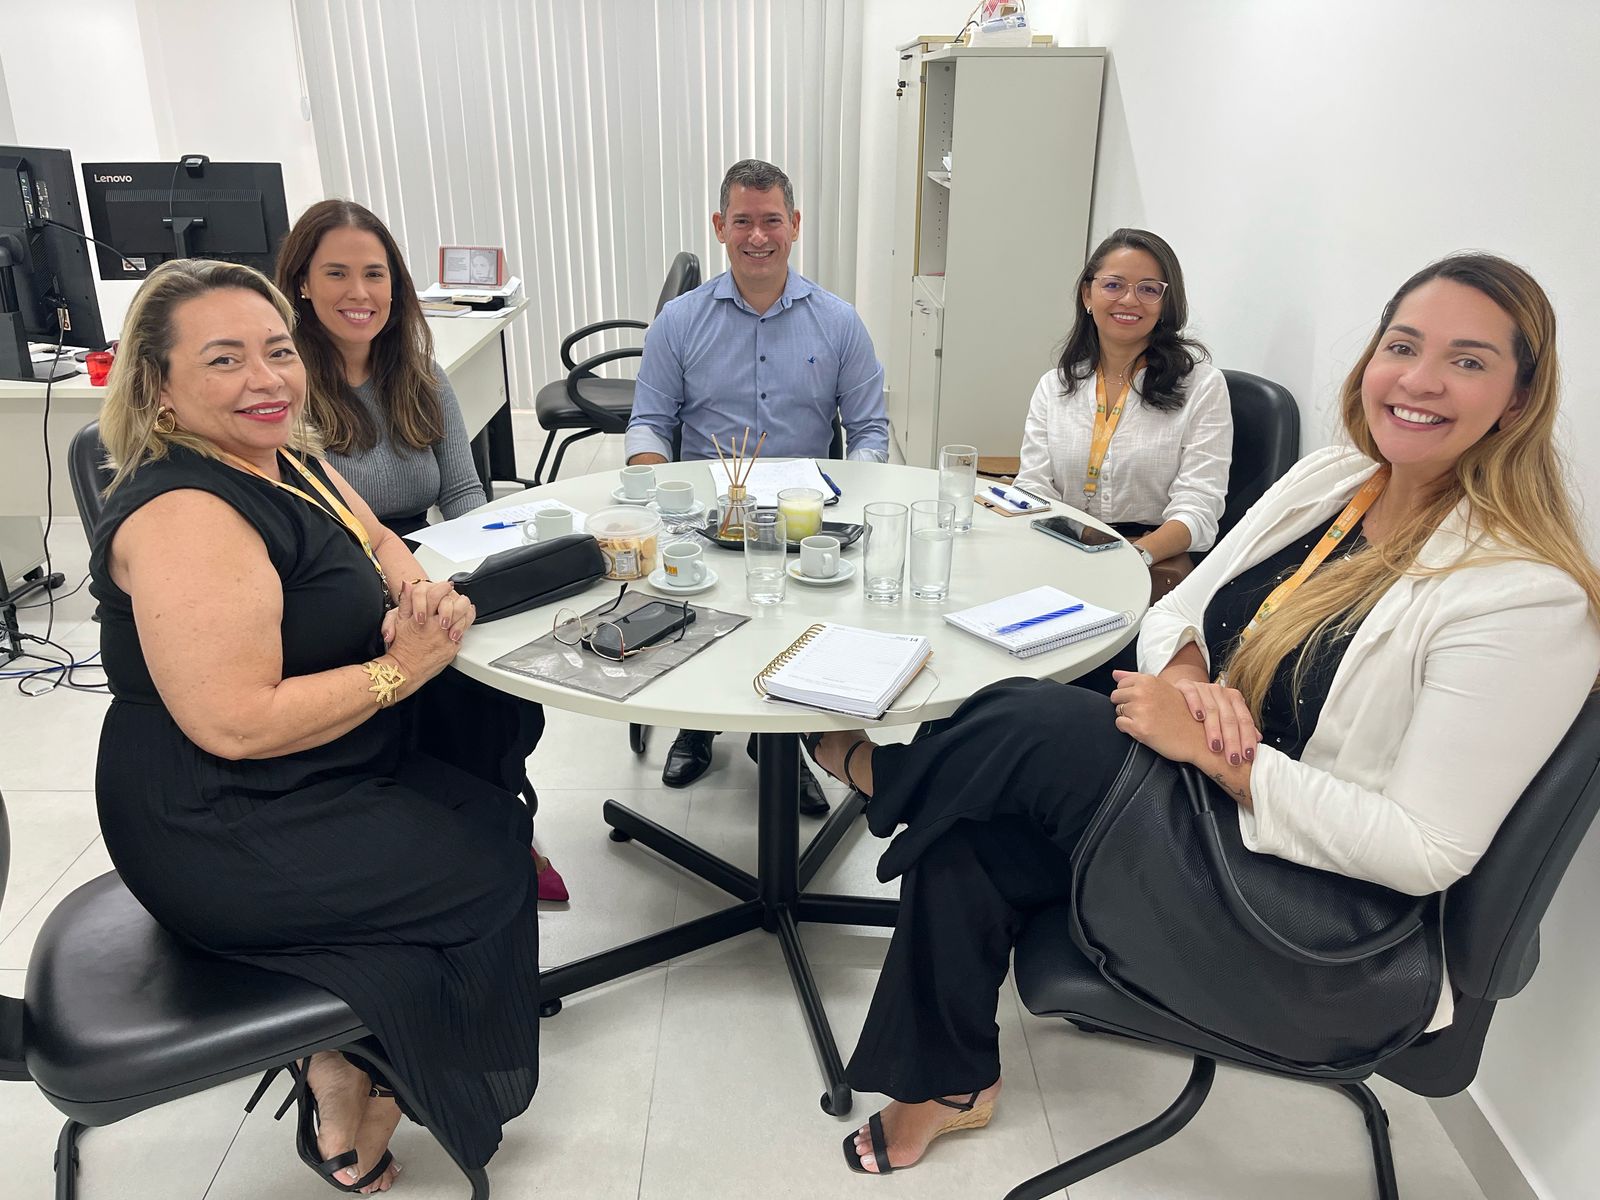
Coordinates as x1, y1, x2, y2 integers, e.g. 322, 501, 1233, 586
448, 533, 607, 622
1069, 743, 1443, 1071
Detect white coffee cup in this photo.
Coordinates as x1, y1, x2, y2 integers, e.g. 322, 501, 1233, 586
621, 464, 656, 499
799, 534, 840, 579
655, 479, 696, 513
662, 541, 706, 586
533, 507, 574, 540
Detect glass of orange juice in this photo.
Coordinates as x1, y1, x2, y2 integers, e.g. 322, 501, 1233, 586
776, 487, 824, 541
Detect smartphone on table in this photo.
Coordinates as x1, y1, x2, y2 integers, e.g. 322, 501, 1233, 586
585, 600, 696, 660
1030, 515, 1124, 553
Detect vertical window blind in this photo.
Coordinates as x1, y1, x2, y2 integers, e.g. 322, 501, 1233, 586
292, 0, 864, 406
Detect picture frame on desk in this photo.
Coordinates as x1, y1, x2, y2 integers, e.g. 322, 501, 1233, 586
439, 245, 507, 288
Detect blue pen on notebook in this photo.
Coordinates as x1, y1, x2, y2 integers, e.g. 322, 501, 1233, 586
481, 520, 520, 530
994, 604, 1084, 636
989, 485, 1032, 510
820, 471, 842, 498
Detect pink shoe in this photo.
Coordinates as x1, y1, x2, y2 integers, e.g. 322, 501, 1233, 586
535, 852, 570, 902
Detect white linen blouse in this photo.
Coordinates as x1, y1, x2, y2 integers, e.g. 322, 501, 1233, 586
1137, 445, 1600, 1029
1013, 360, 1233, 550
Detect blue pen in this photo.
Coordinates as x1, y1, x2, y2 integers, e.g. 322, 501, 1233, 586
994, 604, 1084, 636
989, 485, 1032, 510
481, 520, 520, 530
820, 471, 842, 498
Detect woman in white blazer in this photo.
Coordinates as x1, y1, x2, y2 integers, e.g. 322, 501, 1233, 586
1013, 228, 1233, 564
803, 253, 1600, 1176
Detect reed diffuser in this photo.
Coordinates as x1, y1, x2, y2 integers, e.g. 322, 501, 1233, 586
714, 426, 768, 539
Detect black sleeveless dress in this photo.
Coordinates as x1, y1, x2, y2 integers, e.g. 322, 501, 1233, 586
89, 445, 539, 1169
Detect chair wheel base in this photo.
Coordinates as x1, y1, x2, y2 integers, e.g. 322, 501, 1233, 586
609, 828, 633, 843
629, 724, 648, 754
820, 1085, 852, 1116
539, 997, 563, 1018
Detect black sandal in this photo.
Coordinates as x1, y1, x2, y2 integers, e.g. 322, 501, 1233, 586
800, 732, 872, 792
842, 1109, 895, 1175
281, 1059, 395, 1193
842, 1091, 993, 1176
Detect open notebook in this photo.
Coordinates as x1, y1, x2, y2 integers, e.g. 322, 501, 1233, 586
945, 585, 1131, 659
754, 623, 933, 719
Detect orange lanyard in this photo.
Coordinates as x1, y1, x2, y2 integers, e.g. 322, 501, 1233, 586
221, 450, 390, 594
1084, 368, 1134, 500
1239, 466, 1388, 642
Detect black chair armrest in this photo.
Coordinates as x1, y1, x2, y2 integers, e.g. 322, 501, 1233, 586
560, 319, 649, 371
0, 994, 26, 1082
565, 346, 644, 431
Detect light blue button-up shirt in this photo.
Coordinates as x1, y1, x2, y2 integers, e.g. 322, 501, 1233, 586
624, 269, 888, 463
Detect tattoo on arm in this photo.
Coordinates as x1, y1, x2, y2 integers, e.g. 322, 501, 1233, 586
1210, 771, 1250, 803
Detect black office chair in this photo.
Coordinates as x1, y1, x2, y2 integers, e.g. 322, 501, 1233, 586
67, 420, 114, 537
1006, 693, 1600, 1199
532, 251, 702, 484
6, 864, 491, 1199
1215, 369, 1300, 544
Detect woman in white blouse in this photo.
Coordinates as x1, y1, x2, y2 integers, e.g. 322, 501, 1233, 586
804, 253, 1600, 1176
1015, 228, 1232, 564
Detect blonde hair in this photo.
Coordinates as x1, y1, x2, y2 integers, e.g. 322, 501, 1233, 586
100, 259, 320, 493
1224, 253, 1600, 717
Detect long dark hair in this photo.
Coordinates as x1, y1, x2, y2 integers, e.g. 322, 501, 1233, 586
1056, 228, 1208, 412
275, 199, 441, 454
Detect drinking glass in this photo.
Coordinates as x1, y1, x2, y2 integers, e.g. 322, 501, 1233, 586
744, 509, 788, 605
776, 487, 825, 541
862, 502, 908, 604
909, 500, 956, 601
938, 443, 978, 532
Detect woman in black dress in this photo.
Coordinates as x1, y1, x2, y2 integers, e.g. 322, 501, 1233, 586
802, 253, 1600, 1176
90, 258, 539, 1192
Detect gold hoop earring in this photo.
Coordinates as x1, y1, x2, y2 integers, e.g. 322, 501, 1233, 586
154, 407, 178, 435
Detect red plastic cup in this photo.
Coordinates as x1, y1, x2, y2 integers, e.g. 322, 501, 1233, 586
86, 350, 114, 386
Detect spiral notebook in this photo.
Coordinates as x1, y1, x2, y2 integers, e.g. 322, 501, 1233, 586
945, 585, 1131, 659
753, 623, 933, 719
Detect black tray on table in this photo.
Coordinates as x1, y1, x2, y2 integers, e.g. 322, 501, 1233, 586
699, 514, 864, 553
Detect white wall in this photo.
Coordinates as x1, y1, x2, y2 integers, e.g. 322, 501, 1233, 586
0, 0, 321, 338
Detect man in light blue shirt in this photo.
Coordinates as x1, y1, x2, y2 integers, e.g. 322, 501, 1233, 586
629, 159, 888, 810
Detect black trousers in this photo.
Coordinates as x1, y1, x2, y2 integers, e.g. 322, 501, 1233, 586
845, 679, 1132, 1103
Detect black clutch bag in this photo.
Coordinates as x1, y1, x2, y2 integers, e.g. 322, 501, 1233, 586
448, 533, 607, 622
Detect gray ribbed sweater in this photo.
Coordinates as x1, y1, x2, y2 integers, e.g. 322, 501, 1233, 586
323, 362, 487, 522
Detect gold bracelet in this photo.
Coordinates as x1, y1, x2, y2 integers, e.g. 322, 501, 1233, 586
362, 659, 407, 707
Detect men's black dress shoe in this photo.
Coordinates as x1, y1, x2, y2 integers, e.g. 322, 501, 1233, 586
745, 733, 833, 818
662, 729, 716, 787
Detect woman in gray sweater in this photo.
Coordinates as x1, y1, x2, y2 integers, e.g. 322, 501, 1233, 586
278, 199, 568, 901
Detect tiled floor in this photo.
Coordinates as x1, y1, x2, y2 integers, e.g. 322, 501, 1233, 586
0, 416, 1489, 1198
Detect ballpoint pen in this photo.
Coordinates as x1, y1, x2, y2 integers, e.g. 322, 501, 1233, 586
989, 485, 1032, 509
819, 471, 842, 499
994, 604, 1085, 636
481, 520, 521, 530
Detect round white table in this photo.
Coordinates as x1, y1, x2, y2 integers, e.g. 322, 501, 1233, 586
413, 459, 1151, 1116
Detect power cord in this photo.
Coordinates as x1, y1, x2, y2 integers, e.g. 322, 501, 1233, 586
1, 632, 107, 695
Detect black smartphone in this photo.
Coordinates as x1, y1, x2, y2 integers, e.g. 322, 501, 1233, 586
585, 601, 696, 659
1031, 515, 1123, 553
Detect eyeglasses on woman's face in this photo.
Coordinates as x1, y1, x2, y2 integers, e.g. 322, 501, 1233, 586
1091, 276, 1169, 304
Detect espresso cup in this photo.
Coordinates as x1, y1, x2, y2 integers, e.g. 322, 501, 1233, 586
655, 479, 696, 513
799, 534, 840, 579
621, 464, 656, 499
662, 541, 706, 586
534, 507, 574, 540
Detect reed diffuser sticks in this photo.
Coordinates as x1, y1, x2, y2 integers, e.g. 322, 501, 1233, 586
715, 425, 768, 538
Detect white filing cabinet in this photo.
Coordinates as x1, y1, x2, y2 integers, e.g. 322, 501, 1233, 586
886, 43, 1104, 466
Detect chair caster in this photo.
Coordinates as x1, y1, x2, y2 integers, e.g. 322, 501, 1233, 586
820, 1085, 853, 1116
539, 997, 563, 1018
629, 723, 648, 754
609, 828, 632, 843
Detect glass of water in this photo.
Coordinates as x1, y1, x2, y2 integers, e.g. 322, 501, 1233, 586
744, 509, 788, 605
862, 502, 908, 604
939, 444, 978, 532
909, 500, 956, 601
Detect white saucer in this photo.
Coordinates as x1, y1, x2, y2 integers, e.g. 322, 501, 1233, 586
611, 484, 656, 505
651, 499, 708, 522
647, 564, 719, 594
787, 559, 855, 587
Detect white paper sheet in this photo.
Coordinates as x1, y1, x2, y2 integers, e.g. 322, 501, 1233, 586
406, 499, 589, 565
708, 457, 831, 507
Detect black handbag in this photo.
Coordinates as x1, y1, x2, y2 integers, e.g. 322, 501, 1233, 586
448, 533, 607, 622
1068, 742, 1443, 1071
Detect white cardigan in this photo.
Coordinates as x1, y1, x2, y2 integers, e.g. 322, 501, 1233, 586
1014, 361, 1232, 549
1137, 446, 1600, 1028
